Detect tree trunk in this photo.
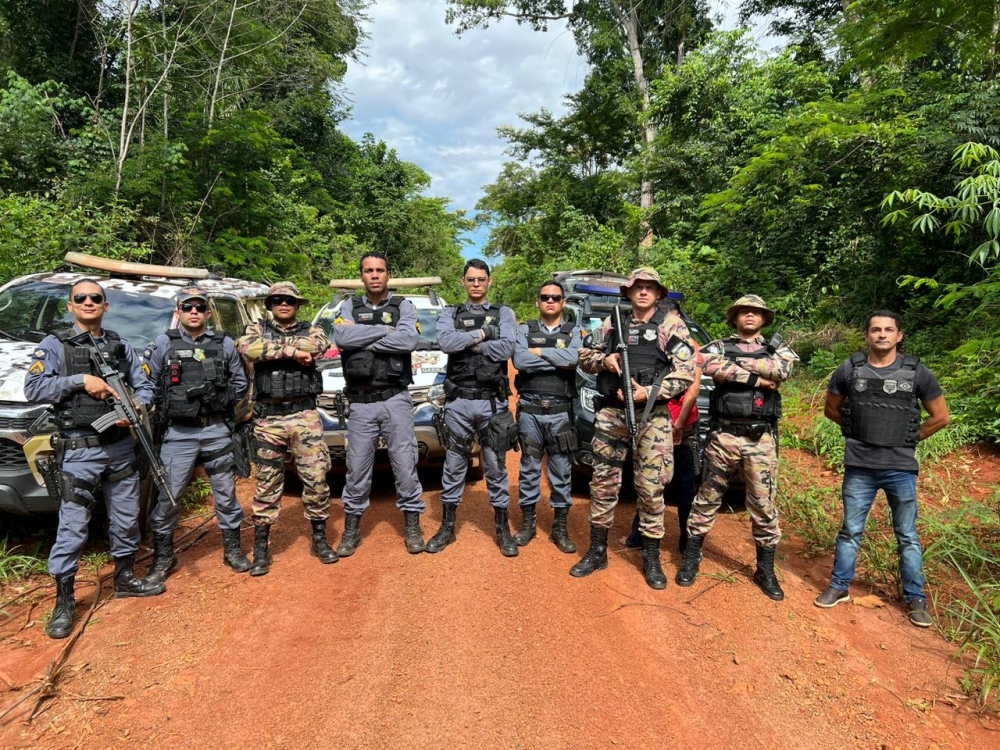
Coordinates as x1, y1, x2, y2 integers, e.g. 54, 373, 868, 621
208, 0, 240, 127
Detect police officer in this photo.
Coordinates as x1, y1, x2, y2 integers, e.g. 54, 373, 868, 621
572, 268, 697, 589
236, 282, 335, 575
815, 310, 949, 627
511, 280, 583, 553
142, 286, 251, 584
676, 294, 798, 600
331, 252, 425, 556
426, 259, 519, 557
25, 280, 164, 639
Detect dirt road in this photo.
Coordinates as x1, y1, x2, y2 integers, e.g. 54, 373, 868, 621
1, 453, 997, 749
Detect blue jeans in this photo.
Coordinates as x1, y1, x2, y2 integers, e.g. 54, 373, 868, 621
830, 467, 925, 602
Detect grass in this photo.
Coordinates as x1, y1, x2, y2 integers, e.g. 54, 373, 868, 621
182, 476, 214, 511
0, 538, 48, 581
780, 373, 1000, 708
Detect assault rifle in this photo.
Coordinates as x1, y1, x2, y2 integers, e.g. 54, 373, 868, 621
611, 304, 638, 450
72, 331, 179, 507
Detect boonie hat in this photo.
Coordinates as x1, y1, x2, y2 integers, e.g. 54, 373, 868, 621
620, 267, 669, 298
726, 294, 774, 326
265, 281, 309, 305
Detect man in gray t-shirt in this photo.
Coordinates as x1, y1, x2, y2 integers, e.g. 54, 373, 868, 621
814, 310, 950, 628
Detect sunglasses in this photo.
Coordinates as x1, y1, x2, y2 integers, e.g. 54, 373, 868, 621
179, 303, 208, 313
269, 295, 299, 307
538, 294, 563, 302
72, 293, 104, 304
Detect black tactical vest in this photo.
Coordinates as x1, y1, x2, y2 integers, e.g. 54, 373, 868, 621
446, 304, 509, 390
840, 352, 921, 447
708, 338, 782, 422
341, 295, 413, 390
159, 330, 235, 420
514, 320, 577, 400
253, 320, 323, 403
596, 308, 671, 400
52, 328, 128, 430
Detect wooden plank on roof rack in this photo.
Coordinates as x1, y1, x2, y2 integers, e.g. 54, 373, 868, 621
65, 252, 210, 280
328, 276, 442, 289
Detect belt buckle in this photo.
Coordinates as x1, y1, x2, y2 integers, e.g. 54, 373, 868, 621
538, 399, 552, 409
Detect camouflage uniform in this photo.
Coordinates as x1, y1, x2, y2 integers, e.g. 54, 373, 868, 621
678, 294, 798, 599
236, 289, 332, 527
581, 313, 696, 538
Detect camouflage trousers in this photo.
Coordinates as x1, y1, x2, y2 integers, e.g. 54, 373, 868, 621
252, 409, 331, 526
590, 403, 674, 539
688, 428, 781, 547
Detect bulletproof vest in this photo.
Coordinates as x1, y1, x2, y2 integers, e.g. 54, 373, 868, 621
253, 320, 323, 402
446, 304, 508, 390
840, 352, 921, 447
514, 320, 577, 399
52, 328, 128, 430
708, 338, 782, 422
341, 295, 413, 390
596, 308, 671, 399
159, 330, 235, 420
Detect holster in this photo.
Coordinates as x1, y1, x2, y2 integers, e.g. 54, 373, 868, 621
232, 422, 253, 478
552, 427, 579, 455
480, 410, 520, 454
432, 407, 451, 450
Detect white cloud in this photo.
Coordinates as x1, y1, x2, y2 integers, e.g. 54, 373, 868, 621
341, 0, 586, 252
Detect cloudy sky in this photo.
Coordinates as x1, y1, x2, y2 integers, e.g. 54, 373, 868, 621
339, 1, 760, 255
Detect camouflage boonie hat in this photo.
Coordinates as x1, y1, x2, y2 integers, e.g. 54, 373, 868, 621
726, 294, 774, 326
620, 267, 669, 298
176, 285, 209, 304
265, 281, 309, 305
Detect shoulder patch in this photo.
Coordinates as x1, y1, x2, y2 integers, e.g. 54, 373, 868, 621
34, 349, 46, 358
29, 360, 45, 374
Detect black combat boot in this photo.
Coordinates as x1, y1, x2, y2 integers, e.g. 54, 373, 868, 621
45, 574, 75, 640
403, 511, 425, 554
549, 506, 576, 553
494, 507, 519, 557
221, 528, 251, 573
114, 555, 166, 598
249, 525, 272, 577
675, 533, 704, 587
514, 504, 537, 547
145, 531, 178, 585
336, 514, 363, 557
753, 543, 785, 601
426, 503, 457, 554
641, 536, 667, 590
569, 525, 609, 577
310, 520, 339, 564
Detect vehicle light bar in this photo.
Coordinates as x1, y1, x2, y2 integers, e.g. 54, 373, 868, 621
571, 282, 685, 300
64, 252, 210, 280
328, 276, 442, 289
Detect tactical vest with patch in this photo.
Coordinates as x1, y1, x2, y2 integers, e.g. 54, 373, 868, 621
840, 352, 921, 447
708, 338, 782, 422
52, 328, 128, 430
341, 295, 413, 390
159, 330, 235, 420
253, 320, 323, 402
514, 320, 577, 399
446, 304, 508, 390
596, 307, 671, 400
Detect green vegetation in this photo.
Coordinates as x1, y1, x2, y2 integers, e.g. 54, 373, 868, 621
0, 539, 47, 581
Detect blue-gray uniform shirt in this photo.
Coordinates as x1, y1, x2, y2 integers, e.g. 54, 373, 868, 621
25, 324, 154, 409
437, 301, 516, 361
331, 292, 418, 353
141, 328, 249, 404
512, 320, 583, 398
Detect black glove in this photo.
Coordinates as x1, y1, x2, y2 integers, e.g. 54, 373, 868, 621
481, 324, 500, 341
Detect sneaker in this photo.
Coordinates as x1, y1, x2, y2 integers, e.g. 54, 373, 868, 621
814, 586, 851, 608
906, 598, 933, 628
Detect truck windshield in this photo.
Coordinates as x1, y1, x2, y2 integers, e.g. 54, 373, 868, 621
0, 280, 176, 347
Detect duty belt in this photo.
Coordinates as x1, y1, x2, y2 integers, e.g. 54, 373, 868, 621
346, 387, 405, 404
58, 427, 131, 449
255, 397, 315, 417
171, 414, 227, 428
713, 419, 774, 440
450, 386, 500, 401
518, 400, 572, 416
